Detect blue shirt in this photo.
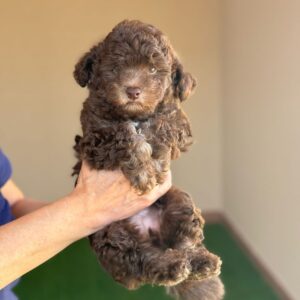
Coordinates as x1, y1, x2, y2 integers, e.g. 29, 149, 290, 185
0, 150, 19, 300
0, 150, 13, 226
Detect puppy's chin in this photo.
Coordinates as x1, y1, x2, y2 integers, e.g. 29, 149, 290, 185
121, 101, 153, 117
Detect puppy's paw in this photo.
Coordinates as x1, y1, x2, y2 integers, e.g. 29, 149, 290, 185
131, 170, 157, 194
189, 250, 222, 280
149, 252, 190, 286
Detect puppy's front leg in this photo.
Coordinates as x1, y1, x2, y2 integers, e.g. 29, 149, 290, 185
118, 122, 157, 193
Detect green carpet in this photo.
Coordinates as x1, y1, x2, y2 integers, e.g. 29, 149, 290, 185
204, 224, 280, 300
14, 224, 280, 299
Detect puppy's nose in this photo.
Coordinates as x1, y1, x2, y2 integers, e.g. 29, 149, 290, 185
126, 87, 141, 100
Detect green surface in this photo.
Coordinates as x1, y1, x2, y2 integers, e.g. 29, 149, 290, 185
14, 224, 280, 300
204, 224, 280, 300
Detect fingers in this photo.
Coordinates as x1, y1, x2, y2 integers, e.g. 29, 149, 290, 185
145, 170, 172, 204
76, 160, 91, 184
80, 160, 91, 171
78, 159, 172, 209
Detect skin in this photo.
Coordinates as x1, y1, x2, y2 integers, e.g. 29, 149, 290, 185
0, 161, 171, 288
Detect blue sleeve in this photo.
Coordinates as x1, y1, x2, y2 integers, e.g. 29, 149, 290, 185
0, 149, 12, 188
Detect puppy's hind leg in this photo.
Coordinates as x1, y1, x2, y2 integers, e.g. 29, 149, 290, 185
89, 221, 143, 290
187, 246, 222, 281
159, 186, 205, 249
141, 247, 190, 286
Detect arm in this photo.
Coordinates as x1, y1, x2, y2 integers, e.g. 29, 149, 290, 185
0, 162, 171, 288
1, 179, 47, 218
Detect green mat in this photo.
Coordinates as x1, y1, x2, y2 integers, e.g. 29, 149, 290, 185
14, 224, 280, 300
205, 224, 280, 300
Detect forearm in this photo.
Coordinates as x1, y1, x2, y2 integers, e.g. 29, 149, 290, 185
0, 193, 97, 288
1, 179, 48, 218
0, 165, 171, 289
11, 198, 48, 218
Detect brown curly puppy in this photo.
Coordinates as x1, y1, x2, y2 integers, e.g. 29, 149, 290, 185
73, 20, 224, 300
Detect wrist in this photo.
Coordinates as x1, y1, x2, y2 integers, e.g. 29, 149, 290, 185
61, 189, 107, 239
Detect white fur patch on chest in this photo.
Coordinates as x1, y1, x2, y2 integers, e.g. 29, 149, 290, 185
129, 206, 161, 235
131, 121, 140, 128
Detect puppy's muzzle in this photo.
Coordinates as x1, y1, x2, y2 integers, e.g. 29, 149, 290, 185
126, 86, 141, 100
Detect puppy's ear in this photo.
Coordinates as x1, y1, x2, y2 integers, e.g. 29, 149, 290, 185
73, 46, 97, 87
172, 59, 197, 101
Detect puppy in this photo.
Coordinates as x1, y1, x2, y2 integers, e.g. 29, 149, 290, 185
73, 20, 224, 300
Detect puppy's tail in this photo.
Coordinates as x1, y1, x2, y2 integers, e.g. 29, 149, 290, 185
166, 277, 225, 300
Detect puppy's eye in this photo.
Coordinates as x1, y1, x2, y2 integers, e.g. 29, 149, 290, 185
149, 66, 157, 74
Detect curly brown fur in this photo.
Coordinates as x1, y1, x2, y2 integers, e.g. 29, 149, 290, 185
73, 20, 224, 299
167, 277, 225, 300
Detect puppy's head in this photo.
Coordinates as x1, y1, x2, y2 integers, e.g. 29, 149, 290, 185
74, 20, 196, 118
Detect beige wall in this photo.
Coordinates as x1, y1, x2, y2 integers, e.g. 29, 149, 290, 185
222, 1, 300, 298
0, 0, 223, 209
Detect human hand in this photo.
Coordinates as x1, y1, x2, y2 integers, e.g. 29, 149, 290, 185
71, 161, 172, 235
